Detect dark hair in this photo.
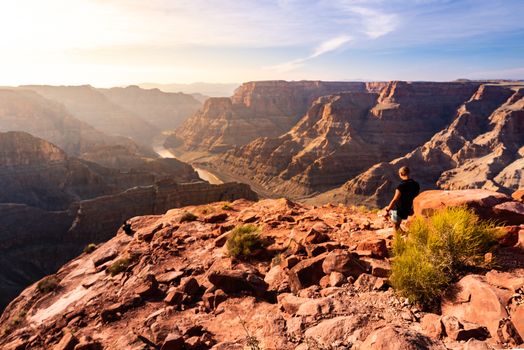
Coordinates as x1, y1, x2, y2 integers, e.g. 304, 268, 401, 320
399, 166, 410, 176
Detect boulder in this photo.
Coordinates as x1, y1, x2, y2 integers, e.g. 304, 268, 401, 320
356, 238, 388, 258
264, 265, 290, 293
178, 277, 200, 295
329, 272, 346, 287
322, 250, 366, 278
485, 270, 524, 293
303, 316, 362, 348
160, 333, 185, 350
278, 294, 311, 315
420, 313, 443, 339
441, 275, 511, 338
288, 254, 327, 293
492, 201, 524, 225
441, 316, 489, 341
360, 326, 445, 350
413, 189, 513, 221
208, 269, 268, 296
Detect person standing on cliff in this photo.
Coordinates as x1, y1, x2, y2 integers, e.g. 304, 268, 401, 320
385, 166, 420, 232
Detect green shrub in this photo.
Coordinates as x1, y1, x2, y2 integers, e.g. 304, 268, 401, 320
390, 207, 500, 309
222, 202, 234, 211
83, 243, 97, 254
179, 211, 198, 223
107, 257, 133, 276
37, 275, 60, 294
226, 225, 264, 259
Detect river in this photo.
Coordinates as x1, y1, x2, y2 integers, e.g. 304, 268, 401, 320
153, 144, 224, 185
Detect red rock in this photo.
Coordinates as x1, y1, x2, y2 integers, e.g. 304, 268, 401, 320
441, 316, 489, 341
485, 270, 524, 293
156, 271, 184, 284
493, 201, 524, 225
208, 269, 268, 295
288, 254, 327, 293
322, 250, 366, 278
204, 213, 228, 223
303, 316, 362, 348
160, 333, 185, 350
178, 277, 200, 295
164, 289, 184, 306
512, 189, 524, 203
420, 313, 443, 339
441, 275, 511, 338
278, 293, 311, 315
264, 265, 289, 293
280, 255, 300, 269
73, 340, 103, 350
329, 272, 346, 287
462, 339, 492, 350
319, 275, 330, 289
361, 326, 445, 350
53, 332, 78, 350
356, 238, 388, 258
413, 189, 511, 220
512, 304, 524, 340
361, 257, 391, 278
100, 303, 122, 322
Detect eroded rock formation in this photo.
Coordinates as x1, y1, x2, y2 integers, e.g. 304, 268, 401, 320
216, 81, 480, 197
316, 83, 524, 207
167, 80, 371, 153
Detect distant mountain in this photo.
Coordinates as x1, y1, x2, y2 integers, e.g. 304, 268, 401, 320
138, 82, 239, 97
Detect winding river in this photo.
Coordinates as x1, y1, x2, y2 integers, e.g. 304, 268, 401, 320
153, 144, 224, 185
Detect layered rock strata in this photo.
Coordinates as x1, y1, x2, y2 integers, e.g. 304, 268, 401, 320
168, 80, 372, 153
217, 81, 480, 196
315, 84, 524, 207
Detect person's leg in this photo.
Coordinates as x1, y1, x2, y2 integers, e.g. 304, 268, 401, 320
390, 210, 402, 232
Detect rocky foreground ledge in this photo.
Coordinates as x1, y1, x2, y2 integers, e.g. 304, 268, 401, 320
1, 190, 523, 350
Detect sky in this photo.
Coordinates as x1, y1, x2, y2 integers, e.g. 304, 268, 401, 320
0, 0, 523, 86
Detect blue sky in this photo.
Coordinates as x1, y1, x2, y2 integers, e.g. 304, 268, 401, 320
0, 0, 523, 86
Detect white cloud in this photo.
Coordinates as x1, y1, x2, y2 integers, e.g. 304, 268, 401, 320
339, 4, 398, 39
270, 35, 352, 72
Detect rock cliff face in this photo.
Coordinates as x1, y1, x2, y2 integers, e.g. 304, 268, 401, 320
21, 85, 160, 146
0, 132, 257, 310
99, 85, 202, 130
315, 84, 524, 207
1, 196, 522, 349
167, 81, 370, 153
0, 89, 138, 156
216, 81, 480, 197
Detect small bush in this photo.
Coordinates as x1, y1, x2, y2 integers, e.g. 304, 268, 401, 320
107, 258, 133, 276
226, 225, 264, 259
222, 202, 234, 211
179, 211, 198, 223
37, 275, 60, 294
83, 243, 97, 254
390, 206, 500, 309
3, 310, 27, 335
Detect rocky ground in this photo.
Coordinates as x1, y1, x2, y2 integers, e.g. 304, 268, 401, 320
1, 190, 523, 350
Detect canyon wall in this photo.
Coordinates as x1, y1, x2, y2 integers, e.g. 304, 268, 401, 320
167, 80, 370, 153
215, 81, 481, 197
313, 84, 524, 206
0, 132, 257, 310
99, 85, 201, 130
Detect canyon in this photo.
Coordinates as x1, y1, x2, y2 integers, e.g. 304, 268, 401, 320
0, 129, 255, 310
163, 80, 524, 206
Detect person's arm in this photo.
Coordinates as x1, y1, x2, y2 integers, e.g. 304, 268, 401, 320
385, 189, 401, 212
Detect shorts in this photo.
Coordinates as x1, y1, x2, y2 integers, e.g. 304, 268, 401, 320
390, 210, 402, 224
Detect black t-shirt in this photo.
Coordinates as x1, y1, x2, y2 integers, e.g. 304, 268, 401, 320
395, 179, 420, 219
